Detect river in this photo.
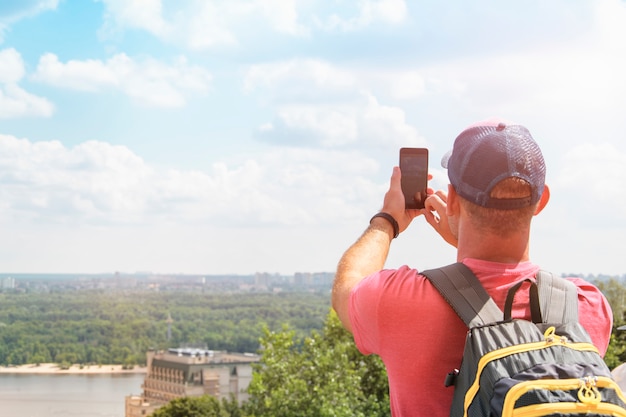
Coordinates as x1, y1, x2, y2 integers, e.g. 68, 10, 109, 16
0, 373, 145, 417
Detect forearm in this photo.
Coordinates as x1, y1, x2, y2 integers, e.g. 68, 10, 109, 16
332, 218, 394, 332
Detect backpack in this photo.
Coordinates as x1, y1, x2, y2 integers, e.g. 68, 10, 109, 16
421, 262, 626, 417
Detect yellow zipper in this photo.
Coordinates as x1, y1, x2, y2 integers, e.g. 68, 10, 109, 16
501, 376, 626, 415
510, 401, 626, 417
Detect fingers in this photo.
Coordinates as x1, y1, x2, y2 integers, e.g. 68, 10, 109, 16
423, 191, 458, 248
423, 198, 443, 229
383, 167, 405, 213
381, 167, 425, 234
390, 166, 402, 189
382, 170, 453, 240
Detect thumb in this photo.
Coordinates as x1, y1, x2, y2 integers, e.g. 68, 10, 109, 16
391, 166, 401, 187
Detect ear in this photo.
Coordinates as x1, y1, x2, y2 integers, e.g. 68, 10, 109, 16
534, 184, 550, 215
447, 184, 460, 216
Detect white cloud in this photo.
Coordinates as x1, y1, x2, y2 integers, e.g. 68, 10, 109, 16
0, 48, 54, 118
248, 0, 307, 36
31, 53, 212, 107
366, 0, 407, 23
256, 93, 424, 149
0, 83, 54, 118
100, 0, 169, 35
386, 71, 426, 100
531, 139, 626, 275
245, 58, 425, 148
360, 93, 422, 146
175, 2, 238, 49
0, 1, 60, 43
240, 147, 384, 225
555, 142, 626, 225
244, 59, 427, 104
318, 0, 407, 31
0, 1, 59, 22
98, 0, 406, 50
0, 135, 385, 229
263, 104, 358, 147
0, 135, 152, 222
0, 48, 24, 83
411, 1, 626, 134
592, 0, 626, 50
99, 0, 308, 49
244, 58, 356, 95
32, 53, 119, 92
0, 0, 59, 18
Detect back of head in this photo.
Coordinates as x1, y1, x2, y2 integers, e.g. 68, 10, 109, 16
442, 118, 546, 236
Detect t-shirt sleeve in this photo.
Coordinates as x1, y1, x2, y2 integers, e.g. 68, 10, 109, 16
348, 266, 417, 355
348, 271, 385, 355
567, 277, 613, 356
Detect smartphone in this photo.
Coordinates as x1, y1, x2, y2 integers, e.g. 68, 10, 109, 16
399, 148, 428, 209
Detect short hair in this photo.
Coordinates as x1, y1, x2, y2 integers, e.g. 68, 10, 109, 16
459, 177, 537, 236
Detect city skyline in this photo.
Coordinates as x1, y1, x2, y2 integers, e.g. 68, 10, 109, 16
1, 1, 625, 276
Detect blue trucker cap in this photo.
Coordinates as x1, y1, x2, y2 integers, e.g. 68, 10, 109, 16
441, 118, 546, 210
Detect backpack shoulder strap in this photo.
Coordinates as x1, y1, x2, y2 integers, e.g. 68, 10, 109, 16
421, 263, 502, 328
536, 270, 579, 323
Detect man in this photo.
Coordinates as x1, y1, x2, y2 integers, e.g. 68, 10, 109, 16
332, 118, 613, 416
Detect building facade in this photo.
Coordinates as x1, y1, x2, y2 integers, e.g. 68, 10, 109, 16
125, 348, 260, 417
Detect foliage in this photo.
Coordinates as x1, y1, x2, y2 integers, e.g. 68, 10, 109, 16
151, 395, 242, 417
595, 278, 626, 369
604, 332, 626, 370
244, 310, 390, 417
596, 278, 626, 324
0, 291, 329, 366
8, 276, 623, 415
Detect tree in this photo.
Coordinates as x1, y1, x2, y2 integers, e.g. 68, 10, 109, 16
0, 291, 330, 367
594, 278, 626, 369
151, 395, 240, 417
595, 278, 626, 324
244, 310, 390, 417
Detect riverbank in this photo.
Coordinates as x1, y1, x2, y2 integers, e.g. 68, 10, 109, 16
0, 363, 147, 374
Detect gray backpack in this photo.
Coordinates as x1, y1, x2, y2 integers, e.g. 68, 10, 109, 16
421, 262, 626, 417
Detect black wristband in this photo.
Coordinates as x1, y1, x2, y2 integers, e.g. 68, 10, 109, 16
370, 212, 399, 239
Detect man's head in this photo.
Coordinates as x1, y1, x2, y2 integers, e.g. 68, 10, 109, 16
442, 118, 547, 237
442, 118, 545, 210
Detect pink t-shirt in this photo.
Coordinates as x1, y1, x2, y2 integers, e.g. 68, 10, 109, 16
349, 258, 613, 417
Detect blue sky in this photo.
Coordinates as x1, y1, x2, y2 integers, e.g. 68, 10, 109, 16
1, 0, 625, 275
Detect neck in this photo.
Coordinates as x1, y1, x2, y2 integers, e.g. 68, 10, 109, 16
456, 224, 531, 265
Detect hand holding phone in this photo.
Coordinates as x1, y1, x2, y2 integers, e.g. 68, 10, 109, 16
399, 148, 428, 209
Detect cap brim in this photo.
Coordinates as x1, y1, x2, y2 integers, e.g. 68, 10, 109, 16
441, 150, 452, 168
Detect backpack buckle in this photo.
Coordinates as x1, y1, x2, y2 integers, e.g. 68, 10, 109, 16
445, 369, 459, 387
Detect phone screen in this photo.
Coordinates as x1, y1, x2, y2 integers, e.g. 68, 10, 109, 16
400, 148, 428, 209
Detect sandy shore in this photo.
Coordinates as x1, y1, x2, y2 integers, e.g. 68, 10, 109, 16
0, 363, 147, 374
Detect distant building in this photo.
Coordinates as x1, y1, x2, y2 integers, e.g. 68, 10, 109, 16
1, 276, 15, 290
125, 347, 260, 417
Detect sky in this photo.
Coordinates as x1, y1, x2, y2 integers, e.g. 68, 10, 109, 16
0, 0, 625, 276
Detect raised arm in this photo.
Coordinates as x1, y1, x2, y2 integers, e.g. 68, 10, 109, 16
332, 167, 421, 332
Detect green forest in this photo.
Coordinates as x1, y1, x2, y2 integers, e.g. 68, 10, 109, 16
0, 290, 330, 367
